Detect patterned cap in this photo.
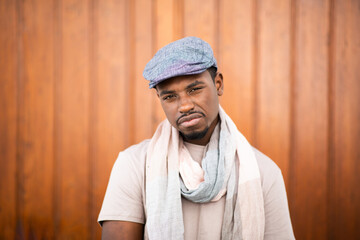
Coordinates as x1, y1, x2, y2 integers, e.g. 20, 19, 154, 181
143, 36, 217, 88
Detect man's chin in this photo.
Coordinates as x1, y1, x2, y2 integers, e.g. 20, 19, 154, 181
180, 127, 209, 141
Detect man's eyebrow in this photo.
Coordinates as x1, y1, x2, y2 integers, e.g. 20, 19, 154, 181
186, 80, 205, 89
158, 80, 205, 96
159, 89, 176, 96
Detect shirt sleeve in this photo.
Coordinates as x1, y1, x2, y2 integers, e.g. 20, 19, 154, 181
98, 146, 146, 225
253, 148, 296, 240
263, 170, 295, 239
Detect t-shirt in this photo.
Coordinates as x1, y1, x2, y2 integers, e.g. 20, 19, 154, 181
98, 139, 295, 240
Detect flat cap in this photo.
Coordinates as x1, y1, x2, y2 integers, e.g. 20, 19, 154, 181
143, 36, 217, 88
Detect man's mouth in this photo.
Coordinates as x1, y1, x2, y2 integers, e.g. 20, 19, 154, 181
177, 112, 204, 128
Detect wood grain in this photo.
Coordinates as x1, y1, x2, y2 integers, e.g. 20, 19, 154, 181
17, 0, 55, 238
331, 0, 360, 238
219, 0, 255, 142
255, 0, 291, 186
0, 0, 17, 239
290, 0, 330, 239
132, 0, 157, 143
153, 0, 175, 129
92, 0, 130, 238
56, 0, 91, 238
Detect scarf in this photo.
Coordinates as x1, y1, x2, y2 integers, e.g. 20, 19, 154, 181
145, 106, 265, 239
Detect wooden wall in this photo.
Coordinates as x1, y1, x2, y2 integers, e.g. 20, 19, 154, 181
1, 0, 359, 239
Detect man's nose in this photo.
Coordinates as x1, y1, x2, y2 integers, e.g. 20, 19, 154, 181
178, 96, 194, 113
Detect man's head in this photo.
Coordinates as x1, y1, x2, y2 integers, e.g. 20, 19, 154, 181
143, 37, 223, 145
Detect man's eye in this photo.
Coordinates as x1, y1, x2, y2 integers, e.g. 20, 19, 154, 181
163, 95, 175, 101
189, 87, 202, 93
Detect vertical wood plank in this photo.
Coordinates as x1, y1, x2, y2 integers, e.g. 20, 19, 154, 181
18, 0, 55, 238
173, 0, 184, 39
92, 0, 129, 238
155, 0, 175, 48
152, 0, 176, 129
331, 0, 360, 238
255, 0, 291, 184
0, 0, 17, 239
132, 0, 156, 143
56, 0, 90, 238
218, 0, 255, 142
183, 0, 218, 54
290, 0, 330, 239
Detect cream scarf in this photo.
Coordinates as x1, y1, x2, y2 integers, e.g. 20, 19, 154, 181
145, 106, 264, 239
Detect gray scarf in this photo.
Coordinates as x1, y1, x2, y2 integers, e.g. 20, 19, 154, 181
145, 106, 264, 239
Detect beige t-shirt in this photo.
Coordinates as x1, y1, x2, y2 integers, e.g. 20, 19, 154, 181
98, 140, 295, 240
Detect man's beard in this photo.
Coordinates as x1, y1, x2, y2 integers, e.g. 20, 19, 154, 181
180, 127, 209, 141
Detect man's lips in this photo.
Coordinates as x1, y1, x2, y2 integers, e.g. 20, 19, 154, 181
177, 112, 205, 127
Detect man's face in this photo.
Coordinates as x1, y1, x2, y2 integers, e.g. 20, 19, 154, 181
156, 70, 224, 145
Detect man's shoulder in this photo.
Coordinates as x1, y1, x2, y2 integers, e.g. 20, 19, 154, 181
121, 139, 151, 157
252, 147, 281, 172
114, 139, 150, 170
251, 147, 282, 187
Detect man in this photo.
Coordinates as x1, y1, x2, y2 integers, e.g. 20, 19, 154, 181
98, 37, 295, 240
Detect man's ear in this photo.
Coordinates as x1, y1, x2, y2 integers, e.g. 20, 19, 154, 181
155, 87, 160, 98
215, 73, 224, 96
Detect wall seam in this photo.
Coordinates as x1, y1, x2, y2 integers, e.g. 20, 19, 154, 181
52, 0, 62, 239
327, 0, 336, 239
151, 0, 158, 133
252, 0, 259, 146
289, 0, 297, 237
128, 0, 135, 146
15, 0, 25, 237
215, 0, 220, 62
88, 0, 97, 238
